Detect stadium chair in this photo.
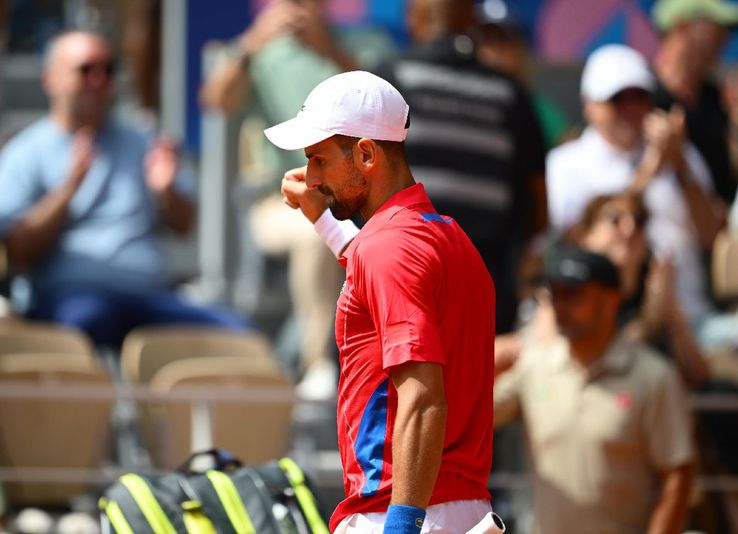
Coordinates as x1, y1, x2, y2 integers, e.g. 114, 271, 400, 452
0, 321, 94, 357
712, 228, 738, 305
708, 348, 738, 386
0, 353, 114, 507
144, 355, 294, 469
120, 326, 275, 384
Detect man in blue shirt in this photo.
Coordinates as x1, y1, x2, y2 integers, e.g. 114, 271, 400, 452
0, 30, 247, 347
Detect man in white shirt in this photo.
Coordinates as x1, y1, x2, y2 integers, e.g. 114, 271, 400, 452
546, 44, 724, 332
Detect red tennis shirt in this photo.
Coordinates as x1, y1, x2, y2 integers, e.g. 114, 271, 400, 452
330, 183, 496, 531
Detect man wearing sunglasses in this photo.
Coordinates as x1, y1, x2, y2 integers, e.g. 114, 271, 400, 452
0, 31, 248, 348
546, 44, 724, 349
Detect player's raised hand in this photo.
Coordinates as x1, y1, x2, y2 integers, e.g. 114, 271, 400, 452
281, 165, 330, 222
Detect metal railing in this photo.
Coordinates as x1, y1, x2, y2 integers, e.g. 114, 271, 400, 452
0, 382, 736, 488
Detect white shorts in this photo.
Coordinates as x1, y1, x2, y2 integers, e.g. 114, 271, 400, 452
333, 499, 505, 534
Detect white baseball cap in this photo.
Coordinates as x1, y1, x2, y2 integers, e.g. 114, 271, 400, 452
580, 44, 655, 102
264, 70, 410, 151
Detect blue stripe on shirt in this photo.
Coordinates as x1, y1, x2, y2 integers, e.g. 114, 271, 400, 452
420, 213, 452, 224
355, 379, 390, 496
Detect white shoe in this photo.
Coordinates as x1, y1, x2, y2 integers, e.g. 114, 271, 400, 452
296, 360, 338, 401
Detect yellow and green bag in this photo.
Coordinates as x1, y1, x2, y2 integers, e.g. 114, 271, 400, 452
99, 450, 329, 534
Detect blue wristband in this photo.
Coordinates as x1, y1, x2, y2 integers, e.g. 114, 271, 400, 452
383, 504, 426, 534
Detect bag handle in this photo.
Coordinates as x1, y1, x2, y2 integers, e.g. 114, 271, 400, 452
177, 449, 243, 474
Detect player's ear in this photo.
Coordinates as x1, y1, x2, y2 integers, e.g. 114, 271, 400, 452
355, 138, 377, 170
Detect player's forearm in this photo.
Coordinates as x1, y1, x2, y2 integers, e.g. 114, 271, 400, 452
5, 184, 76, 271
647, 463, 693, 534
390, 390, 447, 508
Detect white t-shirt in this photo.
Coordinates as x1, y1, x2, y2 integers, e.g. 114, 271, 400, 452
546, 127, 714, 324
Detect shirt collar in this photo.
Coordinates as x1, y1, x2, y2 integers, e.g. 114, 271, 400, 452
341, 183, 432, 264
555, 332, 635, 379
585, 333, 635, 380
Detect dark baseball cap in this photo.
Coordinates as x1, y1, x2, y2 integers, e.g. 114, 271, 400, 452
543, 246, 621, 289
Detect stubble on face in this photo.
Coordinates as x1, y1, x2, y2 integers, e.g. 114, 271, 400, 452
322, 159, 368, 220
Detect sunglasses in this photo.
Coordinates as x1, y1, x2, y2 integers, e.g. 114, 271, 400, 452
608, 88, 651, 106
75, 60, 116, 79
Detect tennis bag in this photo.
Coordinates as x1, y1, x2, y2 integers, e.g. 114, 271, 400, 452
99, 449, 330, 534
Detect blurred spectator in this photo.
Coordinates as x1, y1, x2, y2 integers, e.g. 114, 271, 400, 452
200, 0, 394, 399
570, 193, 712, 388
652, 0, 738, 203
509, 193, 738, 531
377, 0, 547, 335
471, 0, 570, 150
546, 44, 724, 342
495, 245, 695, 534
0, 31, 248, 348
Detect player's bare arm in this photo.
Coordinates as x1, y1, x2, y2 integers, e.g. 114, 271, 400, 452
389, 361, 447, 509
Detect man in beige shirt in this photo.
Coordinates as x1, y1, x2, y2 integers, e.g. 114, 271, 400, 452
495, 246, 695, 534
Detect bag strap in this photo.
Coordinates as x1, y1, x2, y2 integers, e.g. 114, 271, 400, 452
99, 497, 135, 534
278, 458, 330, 534
206, 470, 257, 534
120, 474, 178, 534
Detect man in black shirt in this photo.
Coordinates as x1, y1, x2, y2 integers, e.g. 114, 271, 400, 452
376, 0, 547, 334
652, 0, 738, 203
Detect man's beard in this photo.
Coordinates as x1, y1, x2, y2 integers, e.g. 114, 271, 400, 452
322, 164, 367, 221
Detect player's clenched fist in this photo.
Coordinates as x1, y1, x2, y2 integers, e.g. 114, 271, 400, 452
281, 165, 329, 223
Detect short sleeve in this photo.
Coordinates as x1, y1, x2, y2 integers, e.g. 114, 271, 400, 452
354, 228, 444, 372
643, 365, 695, 471
0, 141, 42, 237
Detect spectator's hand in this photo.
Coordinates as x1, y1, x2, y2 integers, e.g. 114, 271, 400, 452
291, 1, 335, 57
494, 334, 521, 377
67, 128, 96, 190
281, 165, 330, 223
238, 0, 298, 56
643, 106, 686, 171
145, 138, 179, 194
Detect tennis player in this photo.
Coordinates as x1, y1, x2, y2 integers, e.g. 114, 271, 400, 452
265, 71, 503, 534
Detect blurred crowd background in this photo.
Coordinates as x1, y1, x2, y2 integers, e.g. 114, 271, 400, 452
0, 0, 738, 533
